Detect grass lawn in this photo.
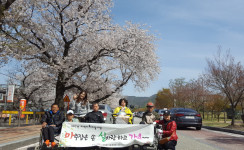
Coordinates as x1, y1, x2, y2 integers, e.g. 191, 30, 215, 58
203, 119, 244, 131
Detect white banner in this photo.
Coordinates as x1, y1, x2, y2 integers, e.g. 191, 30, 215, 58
59, 122, 154, 148
7, 85, 15, 103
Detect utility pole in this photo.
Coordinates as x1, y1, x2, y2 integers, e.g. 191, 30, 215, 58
201, 78, 205, 119
4, 86, 7, 110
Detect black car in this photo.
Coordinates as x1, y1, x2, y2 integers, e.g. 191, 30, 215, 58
170, 108, 202, 130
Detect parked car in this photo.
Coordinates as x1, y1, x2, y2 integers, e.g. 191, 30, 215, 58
133, 112, 136, 117
170, 108, 202, 130
154, 109, 159, 113
89, 104, 113, 124
137, 111, 144, 118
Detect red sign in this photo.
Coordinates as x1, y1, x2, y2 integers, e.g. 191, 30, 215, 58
64, 95, 70, 102
20, 99, 26, 118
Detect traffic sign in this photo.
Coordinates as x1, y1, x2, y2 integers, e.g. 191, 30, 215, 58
64, 95, 70, 102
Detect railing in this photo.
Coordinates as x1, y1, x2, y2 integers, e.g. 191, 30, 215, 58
0, 110, 44, 127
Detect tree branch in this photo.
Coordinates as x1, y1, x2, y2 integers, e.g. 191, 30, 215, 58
64, 84, 83, 91
94, 72, 133, 103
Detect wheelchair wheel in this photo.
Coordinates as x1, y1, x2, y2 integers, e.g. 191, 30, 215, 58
34, 145, 41, 150
38, 129, 46, 150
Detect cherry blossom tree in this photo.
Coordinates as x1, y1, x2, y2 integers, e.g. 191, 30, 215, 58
0, 0, 16, 67
7, 61, 56, 109
1, 0, 160, 109
0, 0, 16, 24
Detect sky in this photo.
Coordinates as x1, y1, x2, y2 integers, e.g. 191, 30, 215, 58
1, 0, 244, 97
110, 0, 244, 97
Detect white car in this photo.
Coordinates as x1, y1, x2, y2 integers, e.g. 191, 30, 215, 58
72, 103, 113, 124
89, 104, 113, 124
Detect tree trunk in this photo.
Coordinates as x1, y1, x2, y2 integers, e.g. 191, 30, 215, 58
202, 103, 205, 119
231, 106, 235, 126
241, 100, 244, 114
241, 114, 244, 123
211, 110, 213, 121
224, 112, 226, 123
55, 73, 66, 110
55, 80, 65, 110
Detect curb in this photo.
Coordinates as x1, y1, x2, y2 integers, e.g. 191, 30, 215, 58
202, 126, 244, 135
0, 135, 39, 150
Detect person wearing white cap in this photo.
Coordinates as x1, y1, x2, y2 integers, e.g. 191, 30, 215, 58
65, 110, 79, 122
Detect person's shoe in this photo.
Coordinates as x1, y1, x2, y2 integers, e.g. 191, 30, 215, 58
44, 140, 50, 146
42, 140, 49, 149
51, 142, 58, 149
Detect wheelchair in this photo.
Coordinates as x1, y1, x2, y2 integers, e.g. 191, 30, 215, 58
112, 113, 162, 150
34, 128, 62, 150
112, 112, 132, 124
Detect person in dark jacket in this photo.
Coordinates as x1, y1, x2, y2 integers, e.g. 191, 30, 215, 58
41, 103, 65, 148
156, 110, 178, 150
84, 102, 105, 123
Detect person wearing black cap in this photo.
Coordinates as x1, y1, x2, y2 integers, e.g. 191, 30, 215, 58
157, 110, 178, 150
141, 102, 160, 124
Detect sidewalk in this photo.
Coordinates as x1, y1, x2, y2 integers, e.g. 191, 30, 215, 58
202, 125, 244, 135
0, 125, 41, 150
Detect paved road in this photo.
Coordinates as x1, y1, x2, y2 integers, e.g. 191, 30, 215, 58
177, 128, 244, 150
16, 117, 244, 150
134, 117, 244, 150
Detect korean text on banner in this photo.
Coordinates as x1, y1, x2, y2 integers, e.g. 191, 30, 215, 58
59, 122, 154, 148
7, 85, 15, 103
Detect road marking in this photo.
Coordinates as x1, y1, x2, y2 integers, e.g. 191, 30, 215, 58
14, 142, 38, 150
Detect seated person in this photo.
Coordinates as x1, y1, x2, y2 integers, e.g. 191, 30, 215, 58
41, 103, 64, 148
65, 110, 79, 122
84, 102, 105, 123
113, 98, 133, 124
141, 102, 160, 124
157, 110, 178, 150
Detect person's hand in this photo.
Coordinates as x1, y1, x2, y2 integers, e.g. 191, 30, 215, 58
50, 124, 56, 127
73, 94, 77, 100
155, 123, 161, 129
42, 122, 47, 128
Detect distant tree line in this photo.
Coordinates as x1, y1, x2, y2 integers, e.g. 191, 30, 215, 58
155, 49, 244, 126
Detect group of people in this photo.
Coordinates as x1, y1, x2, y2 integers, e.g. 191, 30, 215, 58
141, 102, 178, 150
40, 90, 104, 148
41, 102, 105, 148
40, 90, 177, 150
